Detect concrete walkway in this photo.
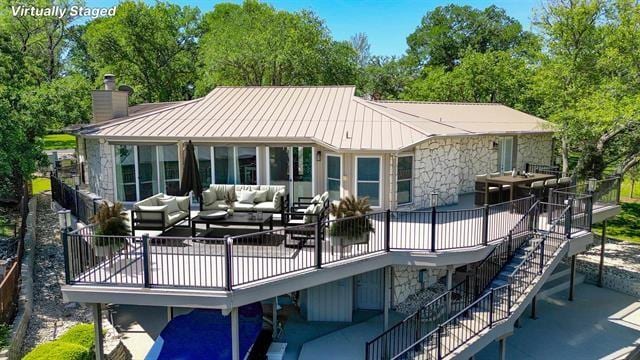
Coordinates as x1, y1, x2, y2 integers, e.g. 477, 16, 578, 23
477, 283, 640, 359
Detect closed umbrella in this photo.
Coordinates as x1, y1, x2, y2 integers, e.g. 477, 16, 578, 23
179, 140, 203, 197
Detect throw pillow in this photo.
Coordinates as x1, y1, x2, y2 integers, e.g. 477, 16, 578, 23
273, 189, 285, 210
159, 197, 181, 214
202, 190, 217, 205
254, 189, 268, 203
303, 204, 316, 224
238, 190, 257, 204
310, 194, 321, 204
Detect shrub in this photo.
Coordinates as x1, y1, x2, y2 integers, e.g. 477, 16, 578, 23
58, 323, 95, 350
22, 341, 89, 360
23, 323, 95, 360
0, 323, 10, 349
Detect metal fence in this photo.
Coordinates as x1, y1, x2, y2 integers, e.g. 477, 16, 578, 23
51, 174, 103, 224
0, 190, 28, 323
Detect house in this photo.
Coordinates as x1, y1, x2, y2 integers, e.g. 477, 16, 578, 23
72, 75, 554, 210
59, 75, 622, 360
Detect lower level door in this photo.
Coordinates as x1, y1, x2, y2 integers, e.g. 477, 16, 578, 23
355, 269, 384, 310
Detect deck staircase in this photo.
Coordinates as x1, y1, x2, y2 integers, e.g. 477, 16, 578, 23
366, 201, 575, 360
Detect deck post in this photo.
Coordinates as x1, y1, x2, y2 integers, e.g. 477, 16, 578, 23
167, 306, 174, 322
315, 221, 322, 268
598, 220, 607, 287
141, 233, 150, 287
498, 337, 506, 360
231, 307, 240, 360
272, 297, 278, 338
225, 236, 233, 291
569, 255, 576, 301
482, 204, 489, 246
384, 266, 391, 330
446, 266, 453, 315
62, 229, 71, 284
92, 303, 105, 360
430, 206, 437, 252
530, 295, 537, 319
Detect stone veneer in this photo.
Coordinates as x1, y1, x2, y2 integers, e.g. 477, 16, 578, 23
85, 138, 115, 201
397, 134, 553, 209
392, 265, 447, 306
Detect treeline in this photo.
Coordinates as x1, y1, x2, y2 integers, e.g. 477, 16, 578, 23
0, 0, 639, 199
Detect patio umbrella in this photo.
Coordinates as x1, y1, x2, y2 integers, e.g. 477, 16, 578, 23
179, 140, 203, 197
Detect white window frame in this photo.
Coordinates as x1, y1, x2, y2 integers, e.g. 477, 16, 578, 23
326, 153, 343, 200
355, 155, 383, 208
396, 154, 413, 205
210, 145, 260, 185
266, 146, 316, 196
498, 137, 514, 172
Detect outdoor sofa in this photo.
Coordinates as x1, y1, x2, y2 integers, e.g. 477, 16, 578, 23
132, 193, 191, 234
199, 184, 289, 220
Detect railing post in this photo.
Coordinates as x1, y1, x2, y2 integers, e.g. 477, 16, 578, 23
74, 185, 80, 218
489, 288, 494, 328
315, 221, 322, 269
385, 209, 391, 252
616, 176, 621, 204
225, 235, 233, 291
415, 309, 421, 348
539, 240, 545, 274
430, 206, 437, 252
565, 198, 574, 239
482, 204, 489, 246
141, 233, 150, 288
62, 229, 71, 284
436, 325, 442, 360
507, 230, 513, 256
507, 282, 512, 315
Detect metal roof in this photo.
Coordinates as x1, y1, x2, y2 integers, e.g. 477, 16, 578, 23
76, 86, 553, 151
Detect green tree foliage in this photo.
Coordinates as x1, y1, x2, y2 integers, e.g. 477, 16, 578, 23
358, 56, 414, 99
406, 4, 538, 69
196, 0, 357, 93
79, 0, 201, 102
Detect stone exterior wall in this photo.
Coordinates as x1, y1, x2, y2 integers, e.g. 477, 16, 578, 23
392, 265, 447, 306
411, 138, 461, 208
516, 133, 554, 170
458, 136, 499, 194
85, 138, 115, 202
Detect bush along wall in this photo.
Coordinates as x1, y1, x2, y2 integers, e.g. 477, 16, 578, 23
23, 323, 94, 360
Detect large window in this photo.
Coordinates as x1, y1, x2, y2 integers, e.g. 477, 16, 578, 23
195, 145, 212, 187
326, 155, 341, 201
114, 145, 137, 202
159, 145, 180, 195
214, 146, 235, 184
498, 137, 514, 172
397, 155, 413, 205
237, 147, 257, 185
137, 145, 159, 199
356, 157, 381, 207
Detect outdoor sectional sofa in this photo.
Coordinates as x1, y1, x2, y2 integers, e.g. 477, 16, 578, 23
200, 184, 289, 219
132, 193, 191, 234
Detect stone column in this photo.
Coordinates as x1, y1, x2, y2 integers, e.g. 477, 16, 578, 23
231, 307, 240, 360
92, 303, 104, 360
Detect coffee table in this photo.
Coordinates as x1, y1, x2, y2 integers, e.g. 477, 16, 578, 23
191, 212, 273, 237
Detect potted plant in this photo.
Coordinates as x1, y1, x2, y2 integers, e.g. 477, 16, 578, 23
329, 195, 375, 249
91, 201, 130, 257
224, 190, 235, 216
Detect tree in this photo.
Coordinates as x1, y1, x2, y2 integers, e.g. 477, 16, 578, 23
358, 56, 414, 99
406, 4, 537, 69
79, 1, 201, 102
196, 0, 357, 93
350, 32, 370, 68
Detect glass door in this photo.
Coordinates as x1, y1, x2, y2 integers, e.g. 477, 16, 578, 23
269, 146, 314, 203
498, 137, 514, 172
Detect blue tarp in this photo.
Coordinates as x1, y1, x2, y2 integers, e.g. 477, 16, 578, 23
145, 303, 263, 360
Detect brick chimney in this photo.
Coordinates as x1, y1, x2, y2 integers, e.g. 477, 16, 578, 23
91, 74, 128, 123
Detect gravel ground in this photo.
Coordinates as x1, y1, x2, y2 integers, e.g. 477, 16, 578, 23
578, 238, 640, 272
21, 194, 93, 354
395, 280, 448, 315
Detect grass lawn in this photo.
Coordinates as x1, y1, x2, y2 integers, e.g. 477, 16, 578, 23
621, 177, 640, 200
593, 202, 640, 244
43, 133, 76, 150
32, 177, 51, 194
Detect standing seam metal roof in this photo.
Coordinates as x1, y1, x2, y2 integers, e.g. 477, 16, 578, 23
77, 86, 552, 151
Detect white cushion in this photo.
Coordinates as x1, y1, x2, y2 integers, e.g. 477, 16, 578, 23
310, 194, 321, 204
273, 189, 285, 210
167, 211, 188, 226
159, 196, 181, 214
254, 189, 268, 203
238, 190, 257, 204
233, 202, 255, 211
319, 192, 329, 203
137, 205, 167, 222
202, 200, 229, 211
254, 202, 277, 212
202, 189, 217, 205
303, 204, 316, 224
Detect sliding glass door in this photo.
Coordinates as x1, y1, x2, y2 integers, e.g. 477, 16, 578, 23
137, 145, 159, 199
114, 145, 137, 202
268, 146, 314, 202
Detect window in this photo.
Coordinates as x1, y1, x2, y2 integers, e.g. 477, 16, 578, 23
195, 145, 212, 187
498, 137, 514, 172
214, 146, 235, 184
326, 155, 341, 201
137, 145, 159, 199
397, 155, 413, 204
159, 145, 180, 195
356, 157, 381, 207
237, 147, 257, 185
114, 144, 136, 202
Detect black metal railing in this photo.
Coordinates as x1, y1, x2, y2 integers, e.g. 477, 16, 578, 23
551, 176, 621, 209
525, 163, 561, 177
51, 174, 103, 224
